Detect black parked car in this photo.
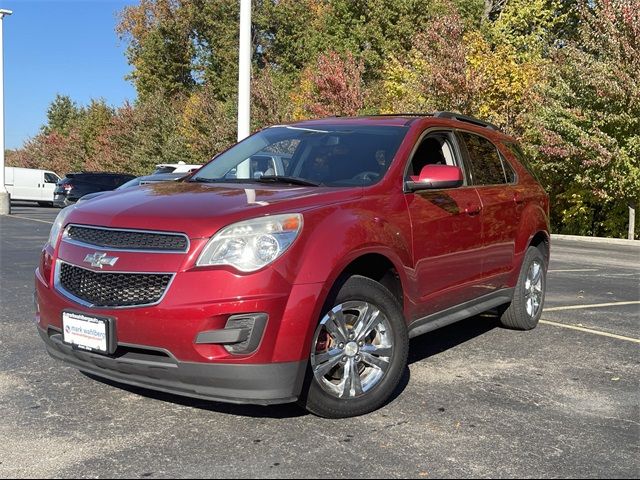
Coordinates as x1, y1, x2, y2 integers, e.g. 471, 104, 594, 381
76, 172, 186, 203
53, 172, 136, 208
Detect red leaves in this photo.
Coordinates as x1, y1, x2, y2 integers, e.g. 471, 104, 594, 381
306, 51, 365, 117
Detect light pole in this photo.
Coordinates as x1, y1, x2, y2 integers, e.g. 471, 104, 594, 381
236, 0, 251, 178
237, 0, 251, 142
0, 9, 11, 215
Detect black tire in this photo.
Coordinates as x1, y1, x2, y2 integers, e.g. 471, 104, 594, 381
499, 246, 546, 330
299, 275, 409, 418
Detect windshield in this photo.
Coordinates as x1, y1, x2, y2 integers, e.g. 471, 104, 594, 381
191, 125, 409, 187
116, 178, 141, 190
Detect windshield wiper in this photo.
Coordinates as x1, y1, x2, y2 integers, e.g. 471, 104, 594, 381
256, 175, 320, 187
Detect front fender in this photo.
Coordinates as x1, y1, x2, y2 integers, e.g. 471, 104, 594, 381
282, 200, 412, 361
293, 195, 413, 312
294, 203, 412, 286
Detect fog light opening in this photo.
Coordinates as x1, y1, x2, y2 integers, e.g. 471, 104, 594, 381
223, 313, 268, 355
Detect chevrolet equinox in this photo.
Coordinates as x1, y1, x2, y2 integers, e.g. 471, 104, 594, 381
36, 112, 550, 418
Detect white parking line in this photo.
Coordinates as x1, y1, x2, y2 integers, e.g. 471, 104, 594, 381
540, 319, 640, 344
0, 214, 53, 225
544, 301, 640, 312
548, 268, 598, 273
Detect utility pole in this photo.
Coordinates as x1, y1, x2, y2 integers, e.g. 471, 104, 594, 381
236, 0, 251, 178
237, 0, 251, 142
0, 9, 12, 215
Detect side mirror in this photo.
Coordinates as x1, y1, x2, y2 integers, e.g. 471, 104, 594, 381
406, 165, 464, 192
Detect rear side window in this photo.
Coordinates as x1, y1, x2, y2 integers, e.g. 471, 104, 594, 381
71, 174, 113, 186
73, 174, 99, 184
501, 153, 517, 183
459, 132, 510, 186
503, 141, 540, 183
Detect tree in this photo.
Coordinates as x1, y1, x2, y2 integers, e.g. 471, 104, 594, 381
483, 0, 507, 20
117, 0, 197, 98
529, 0, 640, 238
180, 84, 236, 160
188, 0, 240, 99
42, 94, 82, 136
380, 8, 484, 114
293, 51, 365, 118
251, 66, 295, 130
78, 99, 115, 158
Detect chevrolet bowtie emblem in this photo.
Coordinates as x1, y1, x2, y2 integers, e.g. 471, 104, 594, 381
84, 252, 119, 269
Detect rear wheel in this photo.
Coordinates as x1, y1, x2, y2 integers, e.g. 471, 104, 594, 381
300, 275, 408, 418
499, 246, 546, 330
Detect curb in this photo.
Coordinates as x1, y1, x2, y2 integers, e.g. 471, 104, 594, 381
551, 234, 639, 247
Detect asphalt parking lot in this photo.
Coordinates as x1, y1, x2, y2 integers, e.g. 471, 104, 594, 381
1, 203, 638, 479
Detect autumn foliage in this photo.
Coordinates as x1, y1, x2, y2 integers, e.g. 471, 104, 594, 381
7, 0, 639, 238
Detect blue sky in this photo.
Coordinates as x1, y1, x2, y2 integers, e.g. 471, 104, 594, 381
2, 0, 138, 149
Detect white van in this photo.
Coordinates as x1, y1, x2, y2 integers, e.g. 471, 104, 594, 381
4, 167, 60, 206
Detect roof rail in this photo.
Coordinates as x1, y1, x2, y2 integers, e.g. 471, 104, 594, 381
365, 113, 435, 117
433, 111, 499, 131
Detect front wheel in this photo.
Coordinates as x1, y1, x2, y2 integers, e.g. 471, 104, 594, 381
300, 275, 408, 418
499, 246, 547, 330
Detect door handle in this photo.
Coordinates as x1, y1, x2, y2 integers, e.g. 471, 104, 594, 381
465, 204, 482, 216
514, 193, 525, 205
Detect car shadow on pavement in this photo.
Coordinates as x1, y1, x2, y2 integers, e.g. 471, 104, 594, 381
385, 312, 501, 406
407, 312, 501, 365
81, 372, 309, 419
82, 313, 500, 419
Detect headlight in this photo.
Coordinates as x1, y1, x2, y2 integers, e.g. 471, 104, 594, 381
197, 213, 303, 272
48, 205, 75, 248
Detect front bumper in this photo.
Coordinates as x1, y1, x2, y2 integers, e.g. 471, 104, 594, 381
35, 254, 326, 404
38, 326, 307, 405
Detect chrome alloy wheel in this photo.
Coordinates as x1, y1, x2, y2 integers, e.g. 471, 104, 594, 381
310, 301, 393, 399
524, 259, 543, 318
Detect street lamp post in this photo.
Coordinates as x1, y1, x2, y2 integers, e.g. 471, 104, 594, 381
237, 0, 251, 142
235, 0, 251, 178
0, 9, 12, 215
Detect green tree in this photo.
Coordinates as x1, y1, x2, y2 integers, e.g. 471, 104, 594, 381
180, 84, 237, 160
117, 0, 196, 99
529, 0, 640, 238
78, 99, 115, 159
42, 94, 82, 135
188, 0, 240, 99
130, 93, 196, 173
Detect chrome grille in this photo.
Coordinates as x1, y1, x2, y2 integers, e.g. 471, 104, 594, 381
66, 225, 189, 252
58, 262, 173, 307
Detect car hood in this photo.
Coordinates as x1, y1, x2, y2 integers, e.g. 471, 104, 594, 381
66, 181, 362, 238
76, 191, 108, 203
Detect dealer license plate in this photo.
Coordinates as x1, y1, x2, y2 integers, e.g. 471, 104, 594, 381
62, 311, 110, 354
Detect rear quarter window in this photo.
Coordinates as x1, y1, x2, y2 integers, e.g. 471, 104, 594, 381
459, 132, 507, 186
503, 141, 541, 183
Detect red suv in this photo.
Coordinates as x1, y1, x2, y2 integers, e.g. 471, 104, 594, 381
36, 112, 549, 418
